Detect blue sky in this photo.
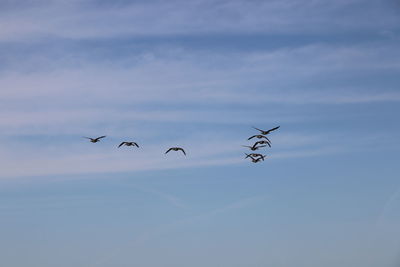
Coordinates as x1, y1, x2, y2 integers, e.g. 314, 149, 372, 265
0, 0, 400, 266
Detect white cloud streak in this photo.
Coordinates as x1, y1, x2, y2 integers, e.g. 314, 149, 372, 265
0, 131, 375, 179
0, 0, 399, 178
0, 0, 398, 41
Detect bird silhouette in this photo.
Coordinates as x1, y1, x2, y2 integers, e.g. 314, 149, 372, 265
247, 135, 271, 142
251, 157, 263, 163
245, 154, 263, 163
242, 145, 267, 151
165, 147, 186, 155
253, 140, 271, 148
252, 126, 280, 135
83, 136, 106, 143
118, 141, 139, 148
245, 153, 266, 160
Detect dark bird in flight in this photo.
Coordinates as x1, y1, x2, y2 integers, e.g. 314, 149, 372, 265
253, 126, 280, 135
165, 147, 186, 155
254, 140, 271, 148
245, 153, 266, 160
251, 157, 263, 163
246, 154, 263, 163
247, 135, 271, 142
83, 136, 106, 143
242, 145, 267, 151
118, 141, 139, 148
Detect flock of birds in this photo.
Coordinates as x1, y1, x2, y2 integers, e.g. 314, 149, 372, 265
83, 125, 279, 163
242, 126, 280, 163
83, 136, 187, 155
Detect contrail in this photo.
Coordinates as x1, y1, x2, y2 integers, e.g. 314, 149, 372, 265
90, 194, 268, 267
376, 186, 400, 226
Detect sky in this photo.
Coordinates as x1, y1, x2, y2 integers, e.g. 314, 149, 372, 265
0, 0, 400, 266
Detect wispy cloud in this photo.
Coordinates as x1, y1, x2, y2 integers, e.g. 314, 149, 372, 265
1, 42, 399, 114
0, 0, 399, 178
0, 130, 388, 178
0, 0, 398, 41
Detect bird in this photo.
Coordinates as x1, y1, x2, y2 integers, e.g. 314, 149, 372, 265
254, 140, 271, 148
245, 153, 266, 160
242, 145, 267, 151
253, 126, 280, 135
118, 141, 139, 148
246, 154, 263, 163
83, 136, 106, 143
247, 135, 271, 142
165, 147, 186, 155
251, 157, 263, 163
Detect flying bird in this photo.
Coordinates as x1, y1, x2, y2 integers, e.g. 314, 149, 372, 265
242, 145, 267, 151
246, 154, 263, 163
118, 141, 139, 148
165, 147, 186, 155
83, 136, 106, 143
251, 157, 263, 163
245, 153, 266, 160
254, 140, 271, 148
247, 135, 271, 142
253, 126, 280, 135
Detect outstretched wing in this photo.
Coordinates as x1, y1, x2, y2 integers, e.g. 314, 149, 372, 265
252, 126, 264, 133
253, 141, 262, 147
133, 142, 139, 148
83, 136, 92, 140
255, 140, 271, 147
178, 148, 186, 155
247, 135, 257, 140
96, 136, 106, 140
165, 148, 173, 154
244, 153, 251, 159
242, 145, 251, 148
266, 126, 280, 134
118, 142, 126, 148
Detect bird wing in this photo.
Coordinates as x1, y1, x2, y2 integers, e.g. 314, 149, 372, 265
242, 145, 251, 148
83, 136, 92, 140
134, 142, 139, 148
96, 136, 106, 140
244, 153, 251, 158
247, 135, 257, 140
266, 126, 280, 133
165, 148, 173, 154
178, 148, 186, 155
118, 142, 126, 148
252, 126, 264, 133
255, 140, 271, 146
253, 141, 263, 147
